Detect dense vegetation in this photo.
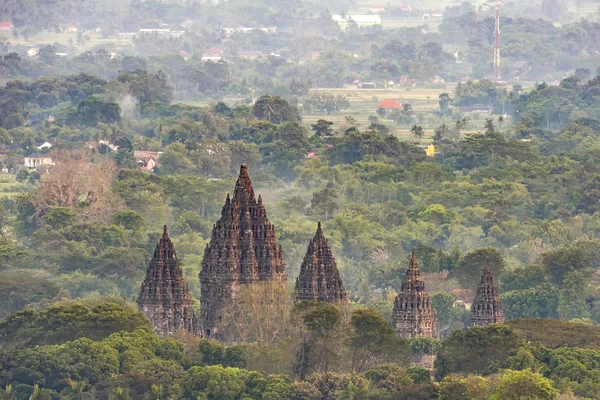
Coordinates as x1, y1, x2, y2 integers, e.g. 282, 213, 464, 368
2, 0, 600, 398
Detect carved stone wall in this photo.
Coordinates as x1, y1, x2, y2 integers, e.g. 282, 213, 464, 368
470, 264, 505, 327
137, 225, 195, 336
295, 222, 346, 303
199, 164, 287, 338
392, 250, 438, 338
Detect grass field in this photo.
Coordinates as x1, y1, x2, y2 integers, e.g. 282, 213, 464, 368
303, 86, 496, 141
1, 31, 134, 53
0, 174, 30, 198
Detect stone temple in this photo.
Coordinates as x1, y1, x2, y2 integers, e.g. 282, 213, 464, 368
137, 225, 195, 336
392, 250, 438, 338
199, 164, 287, 338
295, 222, 346, 303
470, 263, 505, 327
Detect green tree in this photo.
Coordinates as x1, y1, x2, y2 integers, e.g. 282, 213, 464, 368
311, 186, 338, 220
41, 207, 77, 229
439, 93, 452, 115
364, 364, 412, 393
410, 124, 424, 140
542, 242, 598, 286
431, 292, 462, 333
253, 95, 301, 124
0, 299, 151, 348
28, 385, 53, 400
108, 388, 131, 400
311, 119, 334, 137
144, 385, 166, 400
197, 340, 247, 368
0, 385, 15, 400
298, 302, 343, 374
180, 365, 264, 400
558, 271, 590, 320
501, 284, 560, 320
439, 374, 490, 400
348, 308, 408, 372
435, 325, 520, 379
454, 248, 505, 290
406, 366, 431, 384
60, 381, 93, 400
72, 96, 121, 127
0, 269, 59, 320
490, 370, 558, 400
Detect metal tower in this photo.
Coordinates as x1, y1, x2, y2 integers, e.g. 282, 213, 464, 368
493, 3, 501, 82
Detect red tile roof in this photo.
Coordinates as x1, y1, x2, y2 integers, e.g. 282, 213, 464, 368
0, 21, 14, 28
377, 99, 403, 109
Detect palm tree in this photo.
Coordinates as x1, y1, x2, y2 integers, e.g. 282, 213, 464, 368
146, 385, 166, 400
410, 124, 424, 140
108, 388, 131, 400
60, 381, 93, 400
0, 385, 15, 400
29, 385, 53, 400
336, 381, 371, 400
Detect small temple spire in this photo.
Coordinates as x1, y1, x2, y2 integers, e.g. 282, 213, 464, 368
240, 164, 249, 177
294, 223, 346, 303
470, 263, 504, 327
138, 225, 195, 337
392, 250, 438, 338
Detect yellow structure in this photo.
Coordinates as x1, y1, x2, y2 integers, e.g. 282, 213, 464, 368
425, 143, 435, 157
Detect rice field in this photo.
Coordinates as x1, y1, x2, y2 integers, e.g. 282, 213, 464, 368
0, 174, 30, 198
303, 86, 494, 141
2, 31, 134, 52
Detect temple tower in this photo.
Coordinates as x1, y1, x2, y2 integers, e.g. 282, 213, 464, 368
199, 164, 287, 338
470, 263, 505, 327
295, 222, 346, 303
392, 250, 438, 338
137, 225, 195, 336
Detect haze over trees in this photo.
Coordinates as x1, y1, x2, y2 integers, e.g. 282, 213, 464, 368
2, 0, 600, 398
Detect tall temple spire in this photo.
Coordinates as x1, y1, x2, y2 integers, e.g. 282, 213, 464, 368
392, 250, 438, 338
470, 263, 505, 327
137, 225, 195, 337
295, 222, 346, 303
199, 165, 287, 339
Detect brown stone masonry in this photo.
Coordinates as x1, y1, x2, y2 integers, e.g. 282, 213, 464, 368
392, 250, 438, 338
199, 164, 287, 338
137, 225, 195, 336
295, 222, 346, 303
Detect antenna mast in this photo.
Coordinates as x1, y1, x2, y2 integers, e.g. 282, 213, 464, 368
493, 2, 501, 82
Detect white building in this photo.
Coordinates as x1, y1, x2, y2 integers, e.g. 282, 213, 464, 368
24, 154, 53, 169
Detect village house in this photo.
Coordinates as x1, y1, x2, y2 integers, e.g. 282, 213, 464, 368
26, 47, 39, 57
118, 32, 138, 39
59, 24, 78, 32
0, 21, 14, 31
331, 15, 381, 30
138, 29, 185, 38
179, 50, 191, 61
377, 99, 403, 116
459, 104, 492, 115
24, 154, 53, 169
222, 25, 277, 37
138, 157, 158, 172
36, 141, 53, 150
134, 150, 162, 172
134, 150, 163, 161
369, 5, 386, 13
179, 18, 195, 29
201, 48, 223, 61
452, 289, 473, 310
